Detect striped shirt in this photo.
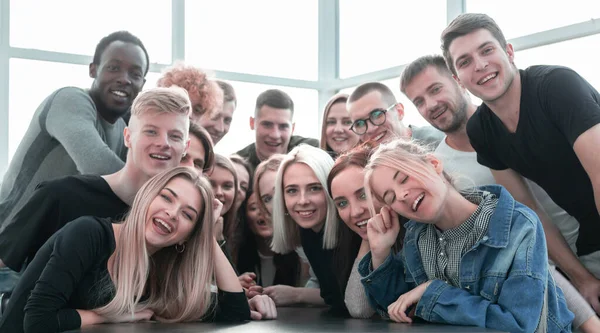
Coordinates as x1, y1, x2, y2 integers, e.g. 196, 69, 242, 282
417, 190, 498, 287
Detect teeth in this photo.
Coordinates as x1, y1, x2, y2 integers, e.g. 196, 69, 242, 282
111, 90, 127, 97
298, 211, 314, 217
356, 220, 368, 228
374, 132, 385, 141
150, 154, 169, 160
412, 193, 424, 212
432, 107, 447, 119
478, 73, 497, 85
265, 142, 280, 147
155, 218, 172, 233
333, 137, 347, 142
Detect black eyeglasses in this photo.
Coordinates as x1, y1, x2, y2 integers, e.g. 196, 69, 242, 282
350, 103, 397, 135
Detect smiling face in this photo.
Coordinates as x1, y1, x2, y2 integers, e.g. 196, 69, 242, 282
347, 91, 404, 144
199, 101, 235, 144
404, 66, 470, 133
89, 41, 147, 120
232, 162, 250, 210
331, 166, 380, 240
369, 161, 447, 223
258, 169, 277, 216
145, 177, 202, 254
283, 163, 327, 232
246, 192, 273, 239
126, 111, 190, 180
180, 135, 206, 173
251, 106, 294, 161
209, 166, 236, 216
325, 102, 359, 154
449, 28, 517, 104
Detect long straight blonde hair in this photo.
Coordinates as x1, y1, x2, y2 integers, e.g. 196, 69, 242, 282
271, 145, 339, 253
96, 167, 216, 322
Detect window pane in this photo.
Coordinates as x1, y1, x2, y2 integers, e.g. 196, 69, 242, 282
467, 0, 600, 39
214, 81, 319, 155
10, 0, 172, 64
515, 34, 600, 91
185, 0, 318, 80
9, 59, 161, 162
339, 78, 429, 129
339, 0, 447, 78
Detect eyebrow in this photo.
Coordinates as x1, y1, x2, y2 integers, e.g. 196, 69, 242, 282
454, 41, 493, 65
107, 59, 143, 71
165, 187, 199, 215
333, 195, 346, 202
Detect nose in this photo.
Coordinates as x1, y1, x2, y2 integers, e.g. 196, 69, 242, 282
333, 122, 344, 133
165, 208, 178, 222
116, 70, 132, 85
268, 127, 281, 139
350, 203, 365, 219
398, 188, 410, 202
474, 55, 488, 71
214, 186, 224, 198
214, 118, 225, 133
298, 191, 310, 205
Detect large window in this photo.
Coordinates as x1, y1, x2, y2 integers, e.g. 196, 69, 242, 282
467, 0, 600, 39
214, 81, 318, 156
339, 0, 447, 78
10, 0, 172, 64
8, 59, 161, 160
185, 0, 318, 80
515, 34, 600, 90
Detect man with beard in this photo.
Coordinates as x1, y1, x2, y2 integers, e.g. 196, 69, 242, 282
0, 31, 149, 228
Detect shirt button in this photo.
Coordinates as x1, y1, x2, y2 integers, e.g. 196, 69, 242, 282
439, 237, 443, 241
440, 252, 444, 256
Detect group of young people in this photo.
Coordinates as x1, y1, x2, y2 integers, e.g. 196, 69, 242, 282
0, 12, 599, 333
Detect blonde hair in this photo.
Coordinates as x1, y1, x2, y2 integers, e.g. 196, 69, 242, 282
271, 145, 338, 253
364, 138, 453, 216
253, 154, 286, 217
96, 167, 215, 322
131, 86, 192, 118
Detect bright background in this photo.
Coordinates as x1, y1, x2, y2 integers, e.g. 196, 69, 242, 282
1, 0, 600, 178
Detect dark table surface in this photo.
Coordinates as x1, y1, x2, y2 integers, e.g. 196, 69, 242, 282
65, 307, 506, 332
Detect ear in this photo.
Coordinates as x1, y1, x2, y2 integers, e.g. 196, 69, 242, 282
425, 153, 444, 175
249, 116, 255, 130
124, 127, 132, 148
291, 122, 296, 134
394, 103, 405, 121
89, 63, 97, 79
506, 42, 515, 64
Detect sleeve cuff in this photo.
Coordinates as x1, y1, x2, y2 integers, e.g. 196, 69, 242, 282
416, 279, 450, 321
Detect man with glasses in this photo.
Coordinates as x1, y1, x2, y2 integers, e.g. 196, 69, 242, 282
347, 82, 443, 147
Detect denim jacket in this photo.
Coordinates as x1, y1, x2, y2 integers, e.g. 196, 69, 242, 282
359, 185, 573, 333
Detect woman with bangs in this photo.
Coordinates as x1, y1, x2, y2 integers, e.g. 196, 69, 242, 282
270, 145, 347, 314
0, 167, 250, 333
359, 139, 573, 332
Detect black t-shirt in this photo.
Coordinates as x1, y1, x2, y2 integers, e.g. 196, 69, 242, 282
236, 135, 319, 175
0, 174, 128, 271
300, 228, 347, 315
467, 65, 600, 255
0, 217, 250, 333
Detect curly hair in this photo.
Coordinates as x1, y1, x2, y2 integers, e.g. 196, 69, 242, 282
157, 62, 223, 119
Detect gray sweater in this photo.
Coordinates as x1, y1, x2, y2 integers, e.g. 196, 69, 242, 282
0, 87, 126, 227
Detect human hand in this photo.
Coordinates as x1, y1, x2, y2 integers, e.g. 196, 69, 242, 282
214, 217, 224, 241
246, 285, 264, 299
249, 295, 277, 320
239, 272, 257, 289
367, 206, 401, 265
106, 309, 154, 323
263, 285, 298, 306
574, 277, 600, 314
387, 281, 431, 323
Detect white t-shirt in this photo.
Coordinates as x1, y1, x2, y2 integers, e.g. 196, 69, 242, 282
258, 251, 276, 287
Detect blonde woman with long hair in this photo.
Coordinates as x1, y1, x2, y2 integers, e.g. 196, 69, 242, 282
0, 167, 250, 333
270, 145, 347, 314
